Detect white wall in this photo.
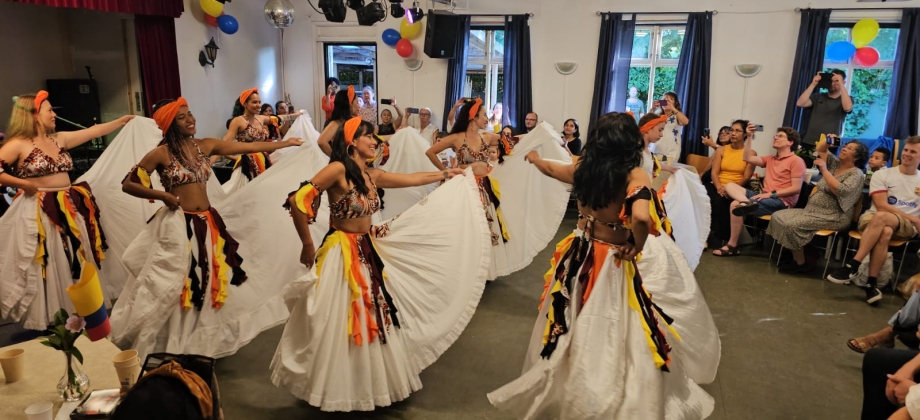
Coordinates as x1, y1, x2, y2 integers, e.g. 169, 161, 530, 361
281, 0, 920, 158
175, 0, 284, 138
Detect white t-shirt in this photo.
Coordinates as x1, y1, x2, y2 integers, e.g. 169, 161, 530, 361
868, 166, 920, 217
418, 124, 438, 144
650, 113, 682, 163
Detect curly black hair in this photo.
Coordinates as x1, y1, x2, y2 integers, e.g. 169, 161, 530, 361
572, 112, 645, 210
152, 99, 195, 170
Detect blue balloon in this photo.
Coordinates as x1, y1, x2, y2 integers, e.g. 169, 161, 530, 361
382, 28, 401, 47
217, 14, 239, 35
826, 41, 856, 62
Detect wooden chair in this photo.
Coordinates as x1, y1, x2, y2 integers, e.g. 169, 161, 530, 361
686, 154, 710, 176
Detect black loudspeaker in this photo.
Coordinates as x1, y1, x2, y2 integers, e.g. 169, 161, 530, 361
424, 10, 462, 59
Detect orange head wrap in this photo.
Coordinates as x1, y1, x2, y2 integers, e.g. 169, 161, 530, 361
239, 87, 258, 106
468, 98, 482, 122
343, 117, 362, 146
33, 90, 49, 115
153, 97, 189, 135
347, 85, 356, 104
140, 361, 214, 419
640, 115, 668, 135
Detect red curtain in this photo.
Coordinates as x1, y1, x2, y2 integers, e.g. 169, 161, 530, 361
135, 15, 181, 116
10, 0, 183, 17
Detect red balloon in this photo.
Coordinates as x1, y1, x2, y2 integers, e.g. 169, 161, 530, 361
854, 47, 880, 67
396, 39, 413, 58
205, 12, 223, 27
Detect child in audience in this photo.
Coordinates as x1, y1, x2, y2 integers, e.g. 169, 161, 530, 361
869, 147, 891, 172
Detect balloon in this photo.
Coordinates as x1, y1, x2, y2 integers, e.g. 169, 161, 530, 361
852, 18, 880, 48
399, 17, 422, 40
217, 14, 239, 35
264, 0, 295, 29
200, 0, 224, 17
382, 29, 401, 47
826, 41, 856, 62
854, 47, 880, 67
205, 12, 222, 27
396, 39, 413, 58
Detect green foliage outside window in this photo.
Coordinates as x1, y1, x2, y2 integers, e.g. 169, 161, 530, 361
627, 66, 677, 109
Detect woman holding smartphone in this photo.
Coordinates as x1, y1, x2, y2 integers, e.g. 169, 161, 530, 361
650, 91, 689, 164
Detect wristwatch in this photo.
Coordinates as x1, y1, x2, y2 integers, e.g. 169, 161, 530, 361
771, 190, 778, 199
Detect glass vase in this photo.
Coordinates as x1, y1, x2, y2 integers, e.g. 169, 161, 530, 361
57, 352, 90, 402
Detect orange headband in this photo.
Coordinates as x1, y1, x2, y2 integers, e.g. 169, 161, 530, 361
33, 90, 49, 115
640, 115, 668, 135
343, 117, 362, 146
153, 97, 189, 134
347, 86, 355, 104
239, 87, 258, 106
468, 98, 482, 121
141, 361, 213, 419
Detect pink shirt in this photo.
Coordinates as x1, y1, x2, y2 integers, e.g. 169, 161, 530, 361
761, 153, 807, 208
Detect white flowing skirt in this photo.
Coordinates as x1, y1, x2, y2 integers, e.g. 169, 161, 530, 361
660, 169, 711, 271
374, 128, 439, 220
271, 169, 491, 411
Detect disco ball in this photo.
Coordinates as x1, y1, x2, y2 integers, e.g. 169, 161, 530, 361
264, 0, 295, 28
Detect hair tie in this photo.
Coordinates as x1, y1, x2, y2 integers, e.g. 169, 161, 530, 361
640, 115, 668, 135
343, 117, 362, 146
347, 86, 356, 104
153, 97, 189, 135
468, 98, 482, 122
238, 87, 258, 106
33, 90, 49, 115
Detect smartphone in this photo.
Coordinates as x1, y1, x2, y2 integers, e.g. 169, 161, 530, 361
658, 99, 668, 108
755, 124, 764, 132
407, 107, 420, 114
380, 99, 392, 105
703, 128, 710, 137
818, 72, 833, 90
462, 97, 474, 103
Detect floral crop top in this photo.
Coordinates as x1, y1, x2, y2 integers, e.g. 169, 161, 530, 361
284, 177, 380, 223
0, 138, 74, 179
157, 144, 211, 190
235, 120, 269, 143
456, 134, 491, 165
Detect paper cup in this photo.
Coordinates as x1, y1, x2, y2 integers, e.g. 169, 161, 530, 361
112, 350, 138, 368
24, 401, 53, 420
114, 359, 141, 392
0, 348, 25, 383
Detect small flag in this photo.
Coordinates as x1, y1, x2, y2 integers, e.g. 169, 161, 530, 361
66, 263, 111, 341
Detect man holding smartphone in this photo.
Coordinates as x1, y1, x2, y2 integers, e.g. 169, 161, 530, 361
795, 69, 853, 152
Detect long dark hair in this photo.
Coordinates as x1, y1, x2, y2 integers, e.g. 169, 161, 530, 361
330, 90, 353, 122
231, 99, 246, 118
450, 101, 480, 134
572, 112, 644, 210
329, 119, 374, 196
110, 375, 206, 420
563, 118, 580, 139
153, 99, 195, 170
663, 92, 682, 112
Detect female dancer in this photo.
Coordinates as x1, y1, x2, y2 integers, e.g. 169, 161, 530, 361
271, 117, 491, 411
220, 88, 300, 181
110, 97, 302, 358
488, 112, 713, 419
317, 86, 359, 156
0, 91, 133, 330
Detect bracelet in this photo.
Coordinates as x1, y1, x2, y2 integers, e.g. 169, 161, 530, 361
442, 170, 448, 180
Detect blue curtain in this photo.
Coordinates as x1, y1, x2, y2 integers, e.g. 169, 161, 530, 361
782, 9, 831, 132
588, 13, 635, 131
884, 8, 920, 140
441, 15, 471, 132
502, 14, 533, 131
674, 12, 712, 163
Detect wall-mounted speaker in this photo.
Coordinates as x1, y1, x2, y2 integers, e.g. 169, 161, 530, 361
424, 10, 463, 59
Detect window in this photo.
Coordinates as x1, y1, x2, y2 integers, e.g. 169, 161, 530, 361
465, 28, 504, 117
627, 26, 684, 121
822, 26, 899, 139
324, 43, 377, 95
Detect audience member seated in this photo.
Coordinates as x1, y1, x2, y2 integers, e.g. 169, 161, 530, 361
111, 360, 221, 420
870, 147, 892, 173
861, 348, 920, 420
401, 106, 438, 142
707, 120, 757, 249
827, 136, 920, 305
849, 288, 920, 354
767, 139, 867, 273
522, 112, 538, 134
712, 124, 806, 256
701, 126, 732, 183
377, 100, 403, 135
561, 118, 582, 155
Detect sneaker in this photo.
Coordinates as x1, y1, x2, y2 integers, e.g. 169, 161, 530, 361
826, 265, 857, 284
865, 287, 882, 305
732, 201, 760, 216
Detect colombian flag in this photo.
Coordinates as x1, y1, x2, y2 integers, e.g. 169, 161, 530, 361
66, 263, 111, 341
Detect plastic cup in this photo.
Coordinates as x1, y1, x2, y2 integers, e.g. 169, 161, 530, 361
0, 348, 25, 383
24, 401, 53, 420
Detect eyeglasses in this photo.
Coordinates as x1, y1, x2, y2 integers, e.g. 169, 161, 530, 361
419, 113, 431, 117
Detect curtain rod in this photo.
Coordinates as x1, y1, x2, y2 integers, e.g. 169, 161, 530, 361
595, 10, 718, 16
796, 7, 908, 12
465, 13, 534, 17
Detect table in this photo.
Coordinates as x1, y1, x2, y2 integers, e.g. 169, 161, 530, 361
0, 336, 121, 419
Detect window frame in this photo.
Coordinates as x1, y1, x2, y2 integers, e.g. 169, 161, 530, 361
467, 25, 504, 113
630, 25, 685, 112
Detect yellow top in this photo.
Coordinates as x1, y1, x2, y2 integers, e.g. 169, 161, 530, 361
718, 145, 746, 185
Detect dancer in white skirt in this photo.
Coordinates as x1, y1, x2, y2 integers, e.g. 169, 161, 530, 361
271, 117, 491, 411
426, 98, 571, 280
488, 112, 713, 419
109, 97, 302, 359
0, 91, 133, 330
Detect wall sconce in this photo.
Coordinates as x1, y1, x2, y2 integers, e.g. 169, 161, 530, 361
198, 38, 220, 67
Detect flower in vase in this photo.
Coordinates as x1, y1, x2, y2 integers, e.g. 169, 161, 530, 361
66, 315, 86, 333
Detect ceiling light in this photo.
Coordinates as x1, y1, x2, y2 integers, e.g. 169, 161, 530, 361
346, 0, 364, 10
357, 1, 385, 26
389, 0, 404, 18
318, 0, 347, 22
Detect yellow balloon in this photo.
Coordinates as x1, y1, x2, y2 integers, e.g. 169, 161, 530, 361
852, 18, 880, 49
400, 18, 423, 40
200, 0, 224, 18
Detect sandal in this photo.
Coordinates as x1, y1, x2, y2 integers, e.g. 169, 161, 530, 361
712, 244, 740, 257
732, 201, 760, 216
847, 332, 895, 354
